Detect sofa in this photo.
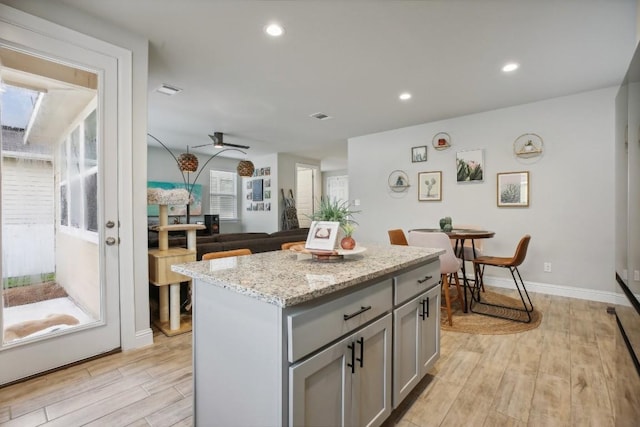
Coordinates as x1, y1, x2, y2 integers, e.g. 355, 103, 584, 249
148, 228, 310, 260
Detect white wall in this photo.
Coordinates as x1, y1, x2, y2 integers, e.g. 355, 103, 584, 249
349, 88, 616, 296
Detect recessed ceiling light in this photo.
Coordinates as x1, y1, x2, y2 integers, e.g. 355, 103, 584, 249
155, 84, 182, 96
265, 23, 284, 37
399, 92, 412, 101
502, 62, 519, 73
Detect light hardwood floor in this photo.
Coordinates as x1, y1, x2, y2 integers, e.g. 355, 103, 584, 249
0, 287, 617, 426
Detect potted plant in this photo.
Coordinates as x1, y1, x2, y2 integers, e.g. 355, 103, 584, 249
308, 197, 360, 249
340, 221, 357, 250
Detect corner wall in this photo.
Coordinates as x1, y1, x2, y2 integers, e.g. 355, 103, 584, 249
349, 88, 616, 296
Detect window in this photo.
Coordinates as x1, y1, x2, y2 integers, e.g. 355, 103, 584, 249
59, 105, 98, 238
210, 170, 238, 220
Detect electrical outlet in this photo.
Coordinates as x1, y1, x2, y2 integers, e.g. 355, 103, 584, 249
544, 262, 552, 273
635, 270, 640, 281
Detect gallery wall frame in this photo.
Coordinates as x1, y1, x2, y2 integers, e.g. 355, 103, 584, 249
418, 171, 442, 201
456, 149, 484, 183
412, 145, 427, 162
497, 171, 529, 207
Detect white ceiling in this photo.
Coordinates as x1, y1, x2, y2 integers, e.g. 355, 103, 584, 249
51, 0, 636, 170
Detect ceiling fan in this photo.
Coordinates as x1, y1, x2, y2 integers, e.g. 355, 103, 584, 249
192, 132, 250, 150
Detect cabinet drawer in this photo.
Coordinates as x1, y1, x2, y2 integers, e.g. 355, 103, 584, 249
393, 260, 440, 306
287, 280, 392, 363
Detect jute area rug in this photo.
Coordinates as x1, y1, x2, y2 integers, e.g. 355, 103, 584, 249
441, 287, 542, 335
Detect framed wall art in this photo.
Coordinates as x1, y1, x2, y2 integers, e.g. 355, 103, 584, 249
418, 171, 442, 201
411, 145, 427, 163
252, 179, 263, 201
456, 149, 484, 182
497, 171, 529, 207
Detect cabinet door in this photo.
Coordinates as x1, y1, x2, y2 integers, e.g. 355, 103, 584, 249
392, 293, 422, 407
353, 314, 392, 427
289, 333, 354, 427
393, 285, 441, 407
419, 285, 440, 374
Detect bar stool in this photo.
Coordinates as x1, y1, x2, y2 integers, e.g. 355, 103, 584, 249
408, 231, 464, 326
202, 248, 252, 260
388, 229, 409, 246
471, 235, 533, 323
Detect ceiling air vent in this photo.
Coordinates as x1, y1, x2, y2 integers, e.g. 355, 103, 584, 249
310, 112, 332, 120
155, 84, 182, 96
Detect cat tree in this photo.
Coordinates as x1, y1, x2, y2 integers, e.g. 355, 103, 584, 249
147, 188, 204, 336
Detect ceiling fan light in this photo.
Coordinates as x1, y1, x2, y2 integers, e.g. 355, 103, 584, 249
237, 160, 255, 177
178, 152, 199, 172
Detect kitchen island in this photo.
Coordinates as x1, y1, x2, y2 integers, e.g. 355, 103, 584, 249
173, 243, 443, 426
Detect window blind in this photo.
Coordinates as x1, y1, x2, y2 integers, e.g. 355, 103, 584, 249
210, 170, 238, 220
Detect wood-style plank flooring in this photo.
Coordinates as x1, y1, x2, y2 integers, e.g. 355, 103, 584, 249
0, 287, 618, 426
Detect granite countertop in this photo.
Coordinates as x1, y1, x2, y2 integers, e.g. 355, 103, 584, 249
171, 243, 443, 307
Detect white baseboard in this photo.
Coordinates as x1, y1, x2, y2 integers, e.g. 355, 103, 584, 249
479, 275, 617, 305
123, 327, 154, 350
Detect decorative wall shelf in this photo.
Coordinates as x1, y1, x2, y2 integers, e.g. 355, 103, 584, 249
432, 132, 451, 150
388, 170, 410, 192
514, 133, 544, 158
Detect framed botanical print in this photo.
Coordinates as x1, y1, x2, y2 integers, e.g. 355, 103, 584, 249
497, 171, 529, 207
418, 171, 442, 201
456, 149, 484, 182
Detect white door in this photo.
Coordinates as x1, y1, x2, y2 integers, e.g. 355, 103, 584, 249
296, 164, 320, 228
0, 12, 121, 385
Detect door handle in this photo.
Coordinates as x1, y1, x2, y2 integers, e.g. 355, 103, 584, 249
419, 299, 426, 320
347, 342, 355, 374
356, 337, 364, 368
105, 237, 117, 246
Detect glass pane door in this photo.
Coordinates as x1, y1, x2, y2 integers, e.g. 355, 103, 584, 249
0, 27, 120, 384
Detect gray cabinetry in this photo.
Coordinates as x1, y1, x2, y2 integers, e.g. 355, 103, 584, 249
179, 246, 444, 426
392, 284, 440, 406
289, 314, 392, 427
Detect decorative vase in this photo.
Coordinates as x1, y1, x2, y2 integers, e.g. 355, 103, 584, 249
341, 236, 356, 250
439, 218, 447, 230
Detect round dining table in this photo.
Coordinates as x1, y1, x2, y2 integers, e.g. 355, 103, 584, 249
408, 228, 495, 312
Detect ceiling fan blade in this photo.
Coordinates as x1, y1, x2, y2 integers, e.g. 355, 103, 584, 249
191, 142, 213, 148
220, 142, 250, 150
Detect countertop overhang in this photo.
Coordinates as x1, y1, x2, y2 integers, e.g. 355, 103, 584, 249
172, 243, 444, 307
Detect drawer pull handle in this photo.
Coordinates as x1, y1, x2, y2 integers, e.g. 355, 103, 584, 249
356, 337, 364, 368
417, 275, 433, 284
343, 305, 372, 321
347, 342, 355, 373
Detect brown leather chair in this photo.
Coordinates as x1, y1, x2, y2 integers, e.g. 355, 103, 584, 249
471, 235, 533, 322
388, 229, 408, 246
202, 248, 252, 260
281, 241, 306, 250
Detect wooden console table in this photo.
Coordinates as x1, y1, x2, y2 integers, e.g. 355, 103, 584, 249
148, 204, 204, 336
